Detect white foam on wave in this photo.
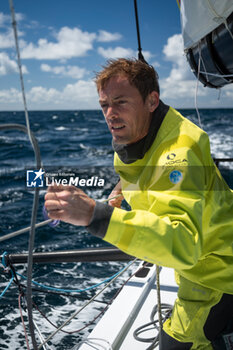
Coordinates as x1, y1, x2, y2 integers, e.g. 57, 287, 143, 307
79, 143, 89, 150
55, 126, 69, 131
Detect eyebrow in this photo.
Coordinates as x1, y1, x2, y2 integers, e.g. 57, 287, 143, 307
99, 95, 126, 104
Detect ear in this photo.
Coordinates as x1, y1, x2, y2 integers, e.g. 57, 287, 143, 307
147, 91, 159, 112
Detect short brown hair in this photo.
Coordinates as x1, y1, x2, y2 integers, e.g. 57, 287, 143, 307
95, 58, 160, 102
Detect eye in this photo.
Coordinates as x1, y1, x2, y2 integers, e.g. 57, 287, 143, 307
100, 103, 108, 109
118, 100, 126, 105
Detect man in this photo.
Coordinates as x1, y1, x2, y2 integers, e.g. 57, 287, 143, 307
45, 58, 233, 349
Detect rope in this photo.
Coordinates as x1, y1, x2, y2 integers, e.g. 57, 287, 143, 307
37, 258, 137, 349
199, 71, 233, 78
15, 261, 134, 293
1, 255, 138, 347
206, 0, 233, 40
33, 320, 53, 350
75, 338, 113, 350
195, 45, 204, 130
8, 0, 35, 150
133, 265, 173, 349
133, 303, 172, 349
0, 252, 14, 299
18, 293, 31, 350
34, 261, 146, 337
0, 219, 53, 243
1, 254, 138, 347
0, 275, 14, 299
31, 261, 146, 349
156, 265, 162, 331
8, 0, 41, 347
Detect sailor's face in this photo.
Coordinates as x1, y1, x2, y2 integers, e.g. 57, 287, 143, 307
99, 75, 158, 145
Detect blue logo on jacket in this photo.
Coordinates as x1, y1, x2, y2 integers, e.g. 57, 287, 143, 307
169, 170, 183, 184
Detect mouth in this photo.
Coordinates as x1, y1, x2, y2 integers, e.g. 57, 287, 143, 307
111, 125, 125, 132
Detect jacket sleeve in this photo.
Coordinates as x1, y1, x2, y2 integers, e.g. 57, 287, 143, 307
103, 138, 211, 271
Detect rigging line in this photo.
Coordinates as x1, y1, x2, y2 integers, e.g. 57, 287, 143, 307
38, 258, 138, 349
76, 338, 113, 350
8, 0, 35, 152
33, 320, 53, 350
27, 188, 43, 350
0, 275, 14, 299
195, 45, 203, 130
206, 0, 233, 40
0, 251, 15, 298
156, 265, 162, 332
133, 0, 146, 62
19, 293, 31, 350
199, 71, 233, 78
18, 281, 109, 304
8, 1, 41, 348
0, 219, 52, 243
32, 299, 109, 335
33, 261, 146, 336
16, 262, 134, 293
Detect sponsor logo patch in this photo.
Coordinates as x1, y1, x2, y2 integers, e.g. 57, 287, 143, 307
169, 170, 183, 184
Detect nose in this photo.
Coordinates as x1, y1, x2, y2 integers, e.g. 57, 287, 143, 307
105, 105, 117, 120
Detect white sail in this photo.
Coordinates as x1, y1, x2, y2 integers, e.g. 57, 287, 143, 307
180, 0, 233, 50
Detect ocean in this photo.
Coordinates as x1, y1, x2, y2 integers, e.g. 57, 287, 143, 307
0, 108, 232, 349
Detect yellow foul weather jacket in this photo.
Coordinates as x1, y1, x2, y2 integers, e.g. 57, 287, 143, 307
103, 106, 233, 294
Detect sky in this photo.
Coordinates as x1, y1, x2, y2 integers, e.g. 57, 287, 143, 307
0, 0, 233, 111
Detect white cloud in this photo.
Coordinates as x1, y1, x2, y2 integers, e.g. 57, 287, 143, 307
0, 52, 28, 75
97, 46, 153, 62
0, 29, 14, 49
0, 12, 23, 27
224, 84, 233, 99
142, 51, 153, 62
97, 30, 122, 42
0, 13, 11, 27
21, 26, 96, 60
160, 33, 199, 101
163, 33, 194, 81
0, 87, 22, 105
97, 46, 135, 59
151, 61, 160, 68
63, 80, 98, 105
0, 11, 25, 49
0, 80, 99, 110
40, 63, 88, 79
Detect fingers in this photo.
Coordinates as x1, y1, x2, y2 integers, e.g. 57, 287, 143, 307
47, 209, 65, 220
44, 184, 95, 226
47, 184, 65, 192
108, 193, 124, 208
45, 185, 79, 200
44, 199, 64, 211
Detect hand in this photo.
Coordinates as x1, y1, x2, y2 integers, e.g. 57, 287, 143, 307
44, 185, 95, 226
108, 181, 124, 208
